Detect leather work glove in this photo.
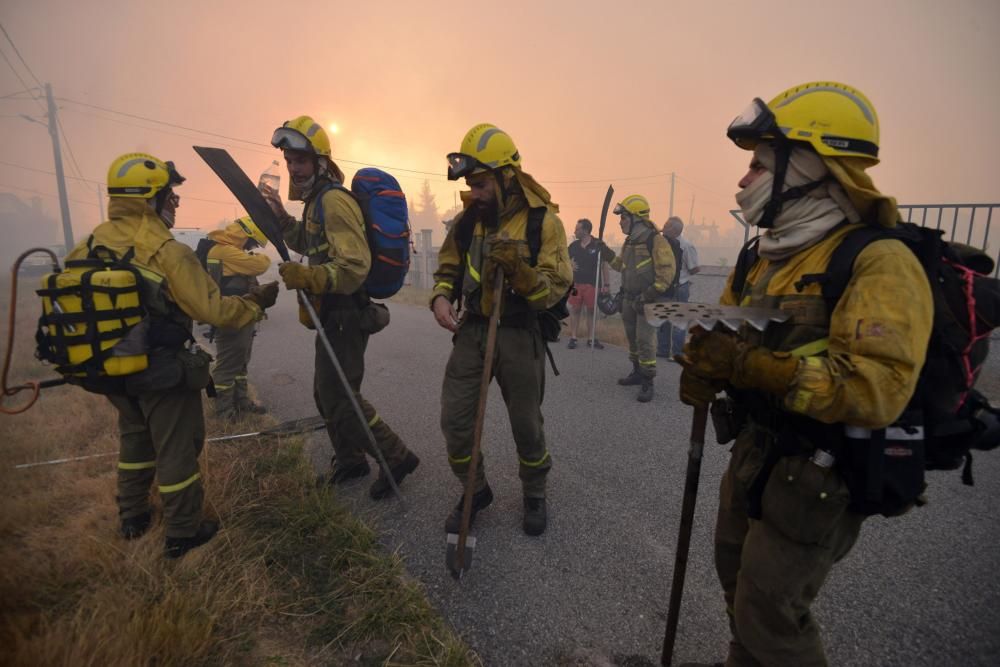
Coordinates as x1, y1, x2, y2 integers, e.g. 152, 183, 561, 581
489, 239, 539, 296
245, 281, 279, 310
685, 329, 800, 396
279, 262, 328, 294
678, 362, 726, 407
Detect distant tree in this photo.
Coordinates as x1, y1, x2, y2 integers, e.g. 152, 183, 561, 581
407, 180, 441, 232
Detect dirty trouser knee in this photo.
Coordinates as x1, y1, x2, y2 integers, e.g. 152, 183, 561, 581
212, 322, 255, 394
109, 388, 206, 538
313, 303, 407, 468
622, 297, 657, 378
714, 430, 865, 667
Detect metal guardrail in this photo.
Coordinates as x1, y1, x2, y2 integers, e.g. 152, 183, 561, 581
730, 203, 1000, 278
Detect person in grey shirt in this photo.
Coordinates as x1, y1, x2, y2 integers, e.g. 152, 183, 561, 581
657, 216, 699, 358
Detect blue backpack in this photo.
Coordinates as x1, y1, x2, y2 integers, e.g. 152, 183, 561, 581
315, 168, 411, 299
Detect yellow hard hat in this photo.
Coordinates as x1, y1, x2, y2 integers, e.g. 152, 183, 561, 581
727, 81, 880, 164
614, 194, 651, 220
235, 215, 268, 248
446, 123, 521, 181
107, 152, 185, 199
271, 115, 331, 157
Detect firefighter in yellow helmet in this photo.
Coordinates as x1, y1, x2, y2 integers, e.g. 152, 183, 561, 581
64, 152, 279, 559
677, 82, 933, 666
431, 124, 572, 536
262, 115, 420, 499
607, 193, 676, 402
196, 216, 272, 419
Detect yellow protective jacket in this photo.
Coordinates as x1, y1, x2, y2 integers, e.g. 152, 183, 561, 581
431, 189, 572, 318
282, 180, 369, 295
66, 199, 263, 330
206, 222, 271, 278
723, 223, 933, 429
610, 219, 676, 296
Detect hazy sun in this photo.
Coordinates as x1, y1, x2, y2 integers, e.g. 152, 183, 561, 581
328, 122, 340, 134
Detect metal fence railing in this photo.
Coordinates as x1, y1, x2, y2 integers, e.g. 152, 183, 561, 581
730, 203, 1000, 278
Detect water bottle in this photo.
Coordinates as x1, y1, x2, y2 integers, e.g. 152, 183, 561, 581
258, 160, 280, 193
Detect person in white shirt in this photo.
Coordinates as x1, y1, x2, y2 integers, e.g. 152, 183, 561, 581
657, 216, 699, 358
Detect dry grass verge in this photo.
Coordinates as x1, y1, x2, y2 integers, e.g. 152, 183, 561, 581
1, 276, 477, 666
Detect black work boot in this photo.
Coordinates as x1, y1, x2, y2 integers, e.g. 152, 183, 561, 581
618, 360, 643, 386
567, 337, 578, 349
369, 451, 420, 500
164, 520, 218, 559
523, 497, 547, 536
444, 485, 494, 533
120, 511, 151, 540
213, 387, 237, 421
328, 460, 371, 484
637, 378, 654, 403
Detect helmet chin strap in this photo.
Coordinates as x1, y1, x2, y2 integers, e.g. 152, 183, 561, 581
758, 141, 828, 229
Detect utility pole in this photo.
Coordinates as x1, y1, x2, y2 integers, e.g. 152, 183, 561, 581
669, 172, 675, 218
45, 83, 74, 251
688, 194, 695, 225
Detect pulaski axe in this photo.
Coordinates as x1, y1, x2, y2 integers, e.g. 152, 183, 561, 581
644, 301, 788, 666
193, 146, 405, 504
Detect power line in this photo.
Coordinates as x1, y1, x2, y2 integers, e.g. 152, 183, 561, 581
0, 86, 38, 100
0, 48, 42, 111
0, 22, 44, 88
0, 180, 98, 207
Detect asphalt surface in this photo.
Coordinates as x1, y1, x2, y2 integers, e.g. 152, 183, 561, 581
246, 274, 1000, 667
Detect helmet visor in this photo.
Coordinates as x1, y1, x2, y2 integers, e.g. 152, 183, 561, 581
447, 152, 489, 181
727, 98, 781, 149
271, 127, 313, 153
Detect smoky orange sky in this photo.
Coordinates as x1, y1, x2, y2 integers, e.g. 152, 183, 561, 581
2, 0, 998, 252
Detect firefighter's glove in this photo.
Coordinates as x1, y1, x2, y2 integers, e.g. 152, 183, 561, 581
684, 330, 742, 380
279, 262, 328, 294
678, 363, 725, 407
489, 240, 539, 297
246, 281, 279, 310
731, 347, 800, 396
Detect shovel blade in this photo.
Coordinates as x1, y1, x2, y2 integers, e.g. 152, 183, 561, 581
643, 301, 789, 331
445, 532, 477, 579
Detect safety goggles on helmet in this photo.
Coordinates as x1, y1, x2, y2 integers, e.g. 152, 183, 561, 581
613, 203, 626, 216
271, 127, 313, 153
727, 98, 783, 149
447, 152, 494, 181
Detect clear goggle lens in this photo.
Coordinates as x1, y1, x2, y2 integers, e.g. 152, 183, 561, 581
271, 127, 312, 152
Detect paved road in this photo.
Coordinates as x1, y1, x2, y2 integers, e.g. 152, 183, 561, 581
246, 275, 1000, 666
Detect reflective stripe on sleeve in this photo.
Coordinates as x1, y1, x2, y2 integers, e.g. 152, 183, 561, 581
790, 337, 829, 357
525, 286, 550, 302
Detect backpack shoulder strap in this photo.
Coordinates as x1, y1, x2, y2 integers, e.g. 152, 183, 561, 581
310, 181, 350, 228
526, 206, 547, 267
730, 235, 761, 300
798, 225, 893, 302
194, 238, 216, 269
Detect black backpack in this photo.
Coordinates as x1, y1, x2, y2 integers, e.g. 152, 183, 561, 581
733, 222, 1000, 516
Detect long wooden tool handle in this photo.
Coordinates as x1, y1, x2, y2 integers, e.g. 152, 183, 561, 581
661, 403, 709, 666
456, 267, 505, 569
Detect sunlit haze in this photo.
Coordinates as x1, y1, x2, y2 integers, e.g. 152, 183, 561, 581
2, 0, 998, 263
